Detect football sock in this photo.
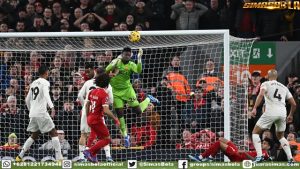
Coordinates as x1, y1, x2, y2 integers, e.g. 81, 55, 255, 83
119, 117, 127, 137
19, 137, 34, 158
52, 136, 63, 160
89, 138, 110, 157
202, 141, 220, 158
252, 134, 262, 157
279, 137, 293, 160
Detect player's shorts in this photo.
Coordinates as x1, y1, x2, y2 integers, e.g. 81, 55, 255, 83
225, 141, 242, 162
88, 118, 110, 139
80, 107, 91, 133
256, 113, 286, 132
81, 108, 107, 134
27, 116, 55, 134
113, 87, 139, 109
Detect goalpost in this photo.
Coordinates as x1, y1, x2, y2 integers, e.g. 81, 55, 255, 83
0, 30, 254, 162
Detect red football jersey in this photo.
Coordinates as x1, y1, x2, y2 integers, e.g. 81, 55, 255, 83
87, 88, 109, 125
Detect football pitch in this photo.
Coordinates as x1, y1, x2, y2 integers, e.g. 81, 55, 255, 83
2, 161, 300, 169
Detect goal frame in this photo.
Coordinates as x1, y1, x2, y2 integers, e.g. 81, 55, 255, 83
0, 30, 231, 159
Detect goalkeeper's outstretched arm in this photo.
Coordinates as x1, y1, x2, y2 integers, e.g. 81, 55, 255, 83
131, 48, 143, 74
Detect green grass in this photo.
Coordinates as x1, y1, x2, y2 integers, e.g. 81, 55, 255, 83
3, 161, 300, 169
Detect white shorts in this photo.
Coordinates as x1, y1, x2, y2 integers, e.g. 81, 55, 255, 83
80, 108, 91, 133
27, 116, 55, 134
256, 113, 286, 132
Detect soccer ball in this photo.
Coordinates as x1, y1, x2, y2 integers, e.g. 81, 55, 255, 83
129, 31, 141, 43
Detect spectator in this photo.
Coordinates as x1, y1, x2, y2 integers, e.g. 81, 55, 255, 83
55, 99, 80, 149
200, 0, 221, 29
293, 84, 300, 132
162, 54, 191, 138
100, 3, 123, 31
234, 0, 256, 38
133, 79, 146, 102
15, 20, 26, 32
262, 129, 273, 140
52, 2, 62, 21
74, 13, 107, 31
51, 84, 64, 114
130, 121, 157, 149
287, 132, 300, 162
256, 1, 288, 41
146, 0, 165, 30
1, 133, 20, 150
287, 73, 298, 95
135, 23, 144, 31
118, 22, 128, 31
125, 14, 136, 31
131, 1, 151, 30
67, 72, 83, 101
78, 0, 92, 15
39, 130, 71, 151
170, 0, 208, 30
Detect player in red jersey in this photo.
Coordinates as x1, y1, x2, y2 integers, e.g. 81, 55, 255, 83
83, 73, 120, 163
188, 137, 272, 162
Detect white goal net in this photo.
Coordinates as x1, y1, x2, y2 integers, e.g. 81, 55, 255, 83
0, 31, 254, 162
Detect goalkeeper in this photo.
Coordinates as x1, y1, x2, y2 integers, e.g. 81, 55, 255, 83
106, 47, 159, 148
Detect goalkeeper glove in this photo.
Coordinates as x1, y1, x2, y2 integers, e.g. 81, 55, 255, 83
137, 48, 143, 63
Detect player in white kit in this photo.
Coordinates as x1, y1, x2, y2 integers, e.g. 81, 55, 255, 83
77, 65, 114, 162
16, 65, 63, 162
250, 69, 297, 164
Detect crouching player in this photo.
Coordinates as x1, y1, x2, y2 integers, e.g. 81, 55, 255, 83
188, 137, 272, 162
83, 73, 120, 163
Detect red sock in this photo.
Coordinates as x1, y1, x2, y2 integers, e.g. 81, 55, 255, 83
87, 131, 96, 148
202, 141, 221, 158
89, 138, 110, 156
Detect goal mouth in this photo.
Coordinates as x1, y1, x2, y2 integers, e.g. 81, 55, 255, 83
0, 30, 254, 162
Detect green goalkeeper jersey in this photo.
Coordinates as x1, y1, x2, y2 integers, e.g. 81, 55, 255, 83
106, 58, 142, 90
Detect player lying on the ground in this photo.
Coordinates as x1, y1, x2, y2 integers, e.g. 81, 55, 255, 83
105, 47, 159, 148
83, 72, 120, 163
188, 137, 272, 162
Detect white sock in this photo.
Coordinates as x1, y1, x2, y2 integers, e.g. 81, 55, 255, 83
79, 145, 86, 159
104, 145, 111, 158
279, 137, 293, 160
52, 137, 63, 160
19, 137, 34, 158
198, 155, 203, 159
252, 134, 262, 157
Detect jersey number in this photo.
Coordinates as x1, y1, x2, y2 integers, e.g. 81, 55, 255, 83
90, 101, 96, 113
273, 89, 282, 101
31, 87, 39, 100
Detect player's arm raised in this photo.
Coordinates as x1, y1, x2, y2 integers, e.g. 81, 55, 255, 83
103, 105, 120, 127
251, 88, 265, 118
131, 48, 143, 74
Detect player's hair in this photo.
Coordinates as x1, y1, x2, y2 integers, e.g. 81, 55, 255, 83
95, 67, 105, 75
95, 73, 110, 88
263, 138, 274, 150
85, 62, 94, 69
122, 47, 131, 53
38, 65, 48, 76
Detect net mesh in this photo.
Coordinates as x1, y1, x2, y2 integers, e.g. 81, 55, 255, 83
0, 32, 254, 161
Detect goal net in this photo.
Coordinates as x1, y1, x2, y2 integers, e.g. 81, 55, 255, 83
0, 31, 254, 162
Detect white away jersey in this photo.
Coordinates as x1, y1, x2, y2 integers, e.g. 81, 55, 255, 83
77, 78, 113, 106
260, 80, 293, 116
26, 78, 54, 118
